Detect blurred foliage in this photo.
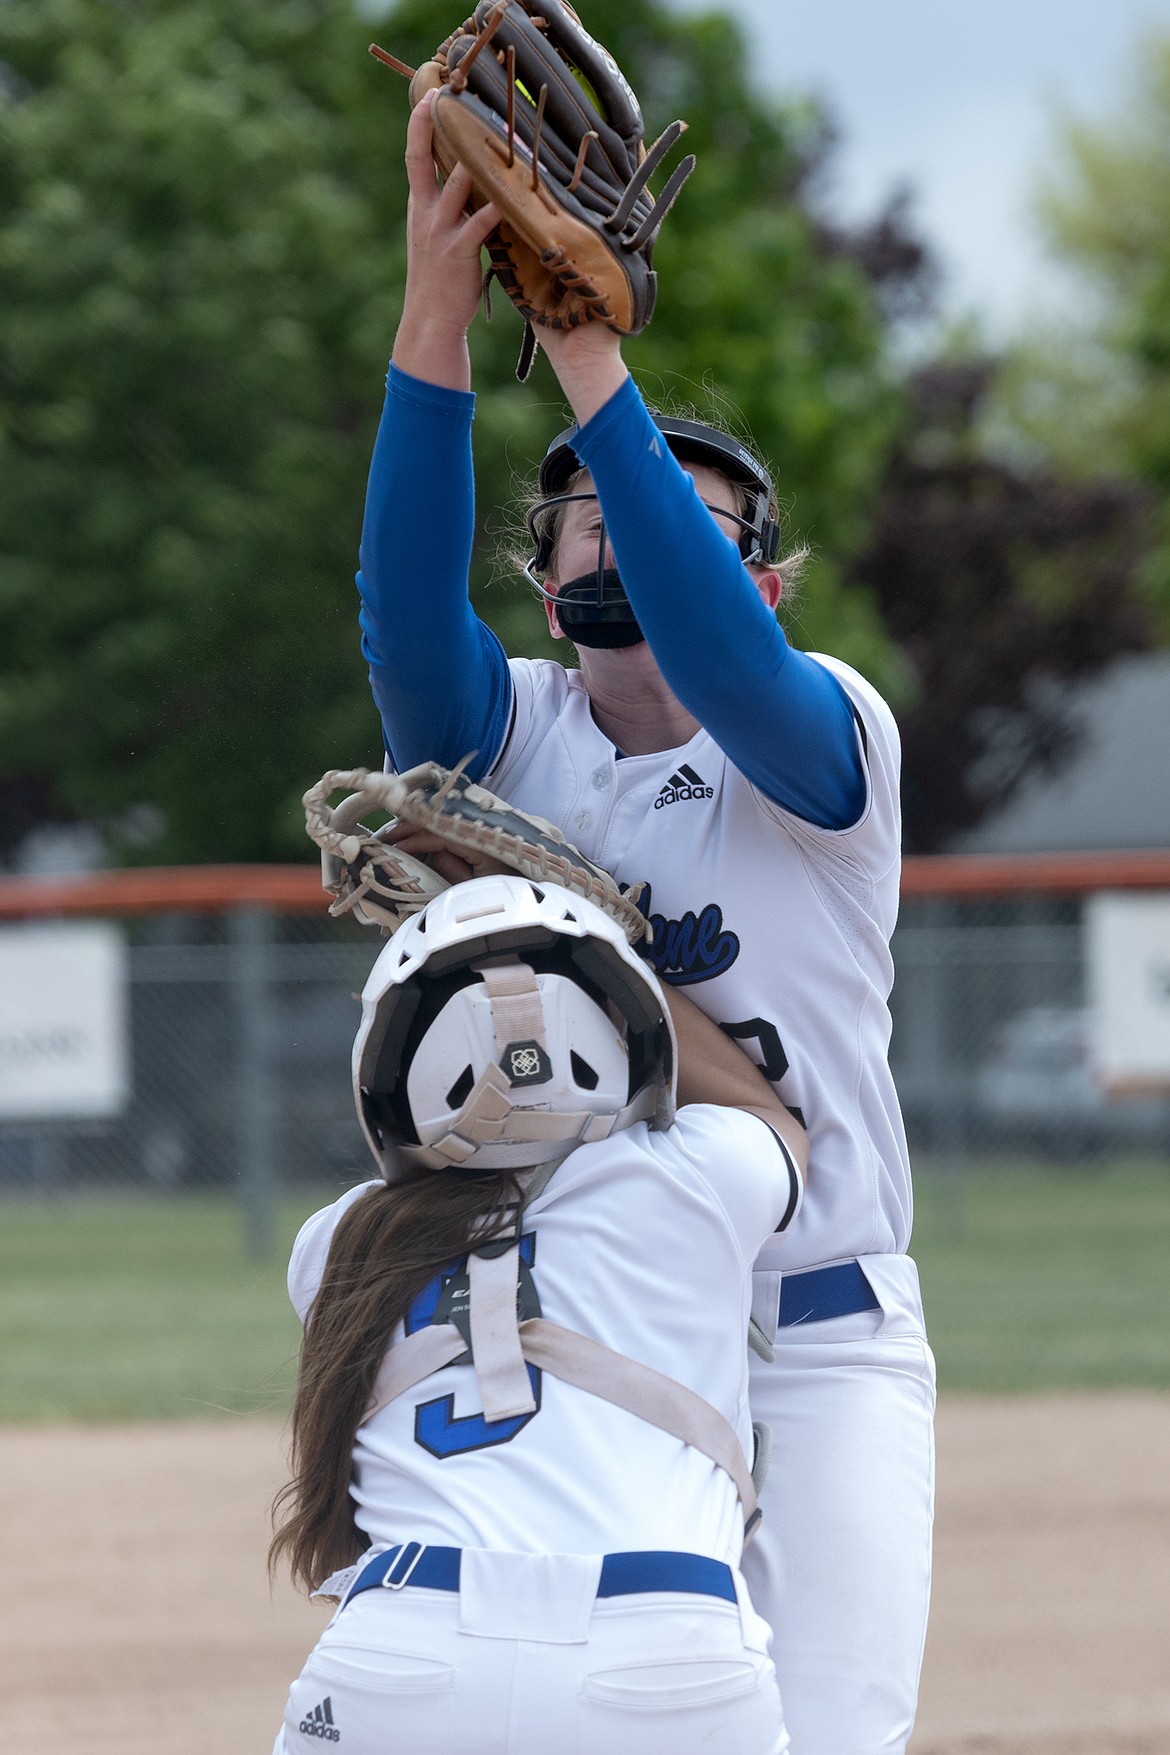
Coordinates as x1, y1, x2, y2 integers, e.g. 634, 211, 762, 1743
997, 30, 1170, 633
847, 362, 1154, 852
0, 0, 907, 863
0, 0, 395, 860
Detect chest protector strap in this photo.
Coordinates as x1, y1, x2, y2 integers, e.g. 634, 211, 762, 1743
468, 1242, 537, 1419
363, 1241, 760, 1538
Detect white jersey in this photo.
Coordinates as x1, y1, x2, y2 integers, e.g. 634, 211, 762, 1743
488, 653, 910, 1273
289, 1106, 794, 1565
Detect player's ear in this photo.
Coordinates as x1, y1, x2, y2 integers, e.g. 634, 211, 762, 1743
542, 582, 567, 641
749, 566, 783, 611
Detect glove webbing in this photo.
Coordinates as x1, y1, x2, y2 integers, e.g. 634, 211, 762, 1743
302, 764, 650, 948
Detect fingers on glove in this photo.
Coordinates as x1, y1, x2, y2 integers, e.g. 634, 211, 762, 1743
385, 824, 511, 884
436, 159, 474, 218
406, 97, 499, 233
420, 846, 483, 884
438, 163, 501, 242
404, 90, 443, 202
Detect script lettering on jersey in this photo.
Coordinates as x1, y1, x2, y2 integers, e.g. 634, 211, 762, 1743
640, 886, 740, 986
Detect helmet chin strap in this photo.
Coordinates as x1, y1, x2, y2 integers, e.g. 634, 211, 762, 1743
475, 959, 548, 1060
412, 956, 658, 1170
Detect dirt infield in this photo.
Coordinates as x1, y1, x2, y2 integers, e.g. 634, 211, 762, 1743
2, 1395, 1168, 1755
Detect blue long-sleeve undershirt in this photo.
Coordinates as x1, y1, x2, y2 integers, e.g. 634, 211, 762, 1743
357, 364, 866, 829
570, 376, 866, 828
357, 366, 511, 773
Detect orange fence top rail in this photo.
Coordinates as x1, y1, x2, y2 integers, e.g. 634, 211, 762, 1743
0, 849, 1168, 920
899, 848, 1170, 898
0, 864, 327, 920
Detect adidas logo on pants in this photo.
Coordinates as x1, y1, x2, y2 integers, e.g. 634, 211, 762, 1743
298, 1696, 339, 1742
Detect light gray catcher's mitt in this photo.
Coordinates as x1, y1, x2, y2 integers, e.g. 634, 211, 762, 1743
303, 761, 649, 945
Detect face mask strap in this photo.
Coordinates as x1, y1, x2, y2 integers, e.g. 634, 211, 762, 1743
524, 492, 775, 594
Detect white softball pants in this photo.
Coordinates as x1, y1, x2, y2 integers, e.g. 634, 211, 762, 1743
274, 1552, 787, 1755
745, 1252, 937, 1755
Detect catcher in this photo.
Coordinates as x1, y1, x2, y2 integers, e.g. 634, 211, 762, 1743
350, 7, 935, 1752
271, 862, 806, 1754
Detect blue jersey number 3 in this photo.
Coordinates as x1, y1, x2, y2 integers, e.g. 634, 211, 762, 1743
405, 1233, 542, 1458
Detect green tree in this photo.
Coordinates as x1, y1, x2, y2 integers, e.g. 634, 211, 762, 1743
998, 30, 1170, 631
0, 0, 902, 863
846, 362, 1153, 852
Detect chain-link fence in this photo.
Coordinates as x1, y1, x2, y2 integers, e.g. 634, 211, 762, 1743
891, 896, 1168, 1166
2, 872, 1167, 1251
0, 904, 382, 1251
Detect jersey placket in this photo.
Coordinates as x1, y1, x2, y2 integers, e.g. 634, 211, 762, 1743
591, 755, 668, 876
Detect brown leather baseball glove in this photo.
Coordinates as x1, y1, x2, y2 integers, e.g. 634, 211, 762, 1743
372, 0, 695, 377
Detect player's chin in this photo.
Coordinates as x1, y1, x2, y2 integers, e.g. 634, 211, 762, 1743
574, 635, 655, 666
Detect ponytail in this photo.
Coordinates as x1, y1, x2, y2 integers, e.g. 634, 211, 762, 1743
270, 1166, 524, 1592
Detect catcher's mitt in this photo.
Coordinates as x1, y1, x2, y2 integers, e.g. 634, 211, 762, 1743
303, 762, 650, 946
371, 1, 695, 378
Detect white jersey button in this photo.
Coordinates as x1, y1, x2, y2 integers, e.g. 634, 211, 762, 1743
591, 768, 610, 790
573, 811, 592, 832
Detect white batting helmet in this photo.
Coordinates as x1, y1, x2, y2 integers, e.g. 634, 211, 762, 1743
353, 875, 676, 1179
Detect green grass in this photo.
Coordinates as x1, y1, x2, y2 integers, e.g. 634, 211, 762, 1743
1, 1162, 1167, 1419
912, 1158, 1170, 1393
0, 1192, 329, 1420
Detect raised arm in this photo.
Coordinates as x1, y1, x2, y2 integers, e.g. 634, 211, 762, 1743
539, 326, 866, 830
393, 90, 501, 391
357, 93, 512, 777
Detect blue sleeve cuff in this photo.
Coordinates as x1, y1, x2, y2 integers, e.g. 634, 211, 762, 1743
386, 359, 477, 416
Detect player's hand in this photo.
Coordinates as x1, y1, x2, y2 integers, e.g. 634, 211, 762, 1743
383, 822, 513, 886
393, 92, 500, 389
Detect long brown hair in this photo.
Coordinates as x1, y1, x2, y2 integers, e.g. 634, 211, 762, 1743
270, 1165, 525, 1593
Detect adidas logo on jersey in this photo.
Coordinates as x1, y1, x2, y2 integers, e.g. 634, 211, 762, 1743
654, 764, 713, 809
298, 1697, 340, 1741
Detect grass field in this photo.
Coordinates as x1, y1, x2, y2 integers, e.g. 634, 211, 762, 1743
1, 1160, 1167, 1419
0, 1193, 313, 1420
912, 1157, 1170, 1392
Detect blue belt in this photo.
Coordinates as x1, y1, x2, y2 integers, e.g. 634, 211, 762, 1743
777, 1260, 879, 1328
344, 1543, 738, 1607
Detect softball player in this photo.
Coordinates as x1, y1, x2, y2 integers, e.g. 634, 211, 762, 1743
271, 876, 805, 1754
348, 96, 937, 1755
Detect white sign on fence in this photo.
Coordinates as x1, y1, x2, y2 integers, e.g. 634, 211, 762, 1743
0, 922, 130, 1120
1086, 892, 1170, 1094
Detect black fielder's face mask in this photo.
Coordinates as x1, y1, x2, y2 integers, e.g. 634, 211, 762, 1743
525, 494, 646, 648
553, 567, 645, 648
525, 486, 775, 653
